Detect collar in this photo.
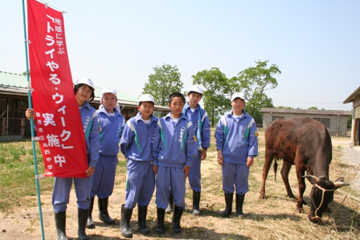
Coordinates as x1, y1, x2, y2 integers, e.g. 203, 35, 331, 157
80, 101, 91, 110
135, 112, 157, 123
164, 112, 187, 121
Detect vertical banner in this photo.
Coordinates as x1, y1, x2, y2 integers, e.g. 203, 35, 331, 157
27, 0, 88, 178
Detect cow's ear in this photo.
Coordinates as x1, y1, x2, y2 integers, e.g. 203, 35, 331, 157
333, 179, 349, 189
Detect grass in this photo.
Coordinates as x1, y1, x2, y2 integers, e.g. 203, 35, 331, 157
0, 128, 360, 239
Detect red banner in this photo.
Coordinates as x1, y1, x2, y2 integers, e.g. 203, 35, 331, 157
27, 0, 88, 178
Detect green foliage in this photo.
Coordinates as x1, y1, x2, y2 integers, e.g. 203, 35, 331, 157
142, 63, 184, 106
308, 106, 318, 109
192, 68, 231, 127
230, 60, 281, 124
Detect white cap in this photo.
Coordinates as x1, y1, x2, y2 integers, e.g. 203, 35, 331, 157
138, 94, 155, 104
188, 85, 203, 95
231, 92, 246, 102
75, 77, 95, 89
101, 86, 117, 103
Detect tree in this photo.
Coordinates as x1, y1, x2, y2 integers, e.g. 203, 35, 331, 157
142, 64, 183, 107
308, 106, 318, 110
192, 68, 230, 127
230, 60, 281, 124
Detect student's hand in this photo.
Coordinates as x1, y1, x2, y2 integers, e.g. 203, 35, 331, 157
85, 166, 95, 176
201, 149, 207, 160
217, 150, 223, 165
25, 108, 34, 120
153, 165, 158, 175
246, 157, 254, 167
183, 165, 190, 178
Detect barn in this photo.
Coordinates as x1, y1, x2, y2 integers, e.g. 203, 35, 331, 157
343, 86, 360, 146
0, 71, 169, 141
260, 108, 351, 137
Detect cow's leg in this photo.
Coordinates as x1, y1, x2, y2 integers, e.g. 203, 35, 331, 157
280, 161, 295, 199
259, 151, 274, 199
295, 156, 306, 213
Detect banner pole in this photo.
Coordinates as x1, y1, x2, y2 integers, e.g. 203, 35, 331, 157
21, 0, 45, 239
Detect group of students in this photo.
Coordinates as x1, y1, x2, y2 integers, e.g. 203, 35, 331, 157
25, 78, 258, 240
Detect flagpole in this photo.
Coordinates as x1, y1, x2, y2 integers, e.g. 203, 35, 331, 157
21, 0, 45, 239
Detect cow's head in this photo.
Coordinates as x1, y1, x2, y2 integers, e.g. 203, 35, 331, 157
303, 175, 348, 223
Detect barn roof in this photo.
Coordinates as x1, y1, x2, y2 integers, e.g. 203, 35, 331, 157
260, 108, 351, 116
343, 86, 360, 104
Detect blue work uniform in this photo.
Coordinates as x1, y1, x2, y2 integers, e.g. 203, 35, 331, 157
215, 111, 258, 195
52, 101, 100, 212
120, 112, 158, 209
91, 105, 125, 198
153, 113, 198, 209
182, 103, 210, 192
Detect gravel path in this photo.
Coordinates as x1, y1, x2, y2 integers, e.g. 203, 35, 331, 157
340, 147, 360, 192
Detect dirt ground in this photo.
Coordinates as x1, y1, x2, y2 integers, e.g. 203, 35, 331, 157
0, 134, 359, 240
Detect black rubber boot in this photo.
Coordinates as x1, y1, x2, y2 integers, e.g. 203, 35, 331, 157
192, 191, 201, 215
78, 208, 89, 240
54, 211, 68, 240
236, 194, 245, 218
220, 193, 233, 218
172, 205, 184, 234
156, 207, 166, 234
120, 204, 133, 238
138, 205, 149, 234
165, 193, 174, 214
86, 197, 95, 229
98, 197, 115, 225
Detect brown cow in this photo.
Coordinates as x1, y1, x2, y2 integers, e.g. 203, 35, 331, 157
259, 118, 348, 223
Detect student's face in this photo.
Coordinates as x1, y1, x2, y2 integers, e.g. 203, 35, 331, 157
187, 92, 202, 108
138, 102, 154, 120
102, 93, 117, 113
75, 85, 92, 104
231, 98, 245, 112
169, 97, 185, 117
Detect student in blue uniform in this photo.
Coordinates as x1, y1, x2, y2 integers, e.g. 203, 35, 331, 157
153, 92, 198, 234
215, 92, 258, 218
119, 94, 158, 238
25, 77, 100, 240
87, 87, 125, 229
182, 85, 210, 215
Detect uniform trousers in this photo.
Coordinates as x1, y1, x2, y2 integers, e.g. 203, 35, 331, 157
52, 176, 92, 212
125, 160, 155, 209
188, 150, 201, 192
222, 161, 249, 195
156, 166, 186, 209
91, 154, 118, 198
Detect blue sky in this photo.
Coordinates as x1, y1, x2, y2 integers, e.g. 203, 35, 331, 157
1, 0, 359, 110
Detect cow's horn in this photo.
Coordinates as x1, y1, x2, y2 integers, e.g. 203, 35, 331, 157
303, 175, 320, 182
333, 181, 349, 189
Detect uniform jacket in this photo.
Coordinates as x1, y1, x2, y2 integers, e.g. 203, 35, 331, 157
182, 103, 211, 150
80, 101, 100, 168
97, 105, 125, 156
153, 113, 198, 169
120, 112, 158, 162
215, 110, 258, 164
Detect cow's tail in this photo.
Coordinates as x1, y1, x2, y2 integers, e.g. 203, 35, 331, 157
274, 158, 278, 181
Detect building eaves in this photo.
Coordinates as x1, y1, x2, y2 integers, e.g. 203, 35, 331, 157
260, 108, 351, 116
343, 86, 360, 104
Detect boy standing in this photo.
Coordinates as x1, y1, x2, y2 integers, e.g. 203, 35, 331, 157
153, 92, 198, 234
215, 92, 258, 218
182, 85, 210, 215
88, 87, 125, 229
120, 94, 158, 238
